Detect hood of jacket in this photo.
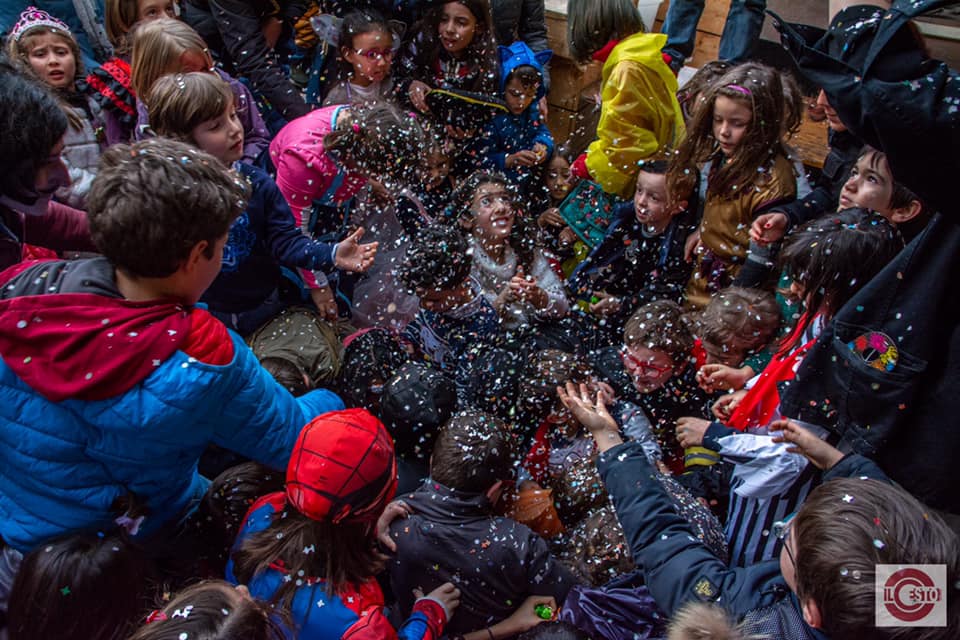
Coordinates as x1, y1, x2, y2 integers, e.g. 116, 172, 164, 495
401, 480, 494, 524
498, 41, 552, 99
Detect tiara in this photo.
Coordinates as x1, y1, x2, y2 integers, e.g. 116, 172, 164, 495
12, 6, 72, 42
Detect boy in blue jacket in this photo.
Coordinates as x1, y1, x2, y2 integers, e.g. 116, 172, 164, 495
557, 382, 960, 639
0, 139, 343, 561
478, 41, 554, 199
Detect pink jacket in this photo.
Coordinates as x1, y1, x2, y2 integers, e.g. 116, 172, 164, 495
269, 105, 368, 288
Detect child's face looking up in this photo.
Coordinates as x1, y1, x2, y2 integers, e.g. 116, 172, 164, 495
633, 171, 678, 232
469, 183, 515, 246
544, 155, 572, 202
439, 2, 478, 57
191, 100, 244, 164
839, 152, 894, 216
343, 29, 394, 86
504, 77, 538, 115
712, 95, 752, 158
26, 33, 75, 90
137, 0, 177, 21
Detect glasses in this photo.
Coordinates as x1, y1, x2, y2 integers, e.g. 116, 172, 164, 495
620, 347, 673, 377
353, 48, 395, 61
773, 512, 797, 570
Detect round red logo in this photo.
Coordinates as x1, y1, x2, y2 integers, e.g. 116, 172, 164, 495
882, 567, 942, 622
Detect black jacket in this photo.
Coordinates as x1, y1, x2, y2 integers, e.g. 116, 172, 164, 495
182, 0, 310, 120
773, 1, 960, 515
387, 481, 576, 635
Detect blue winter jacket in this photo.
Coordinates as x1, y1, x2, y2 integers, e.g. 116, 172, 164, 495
0, 258, 344, 552
478, 42, 554, 178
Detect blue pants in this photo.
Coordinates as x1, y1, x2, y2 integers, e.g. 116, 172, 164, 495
661, 0, 767, 66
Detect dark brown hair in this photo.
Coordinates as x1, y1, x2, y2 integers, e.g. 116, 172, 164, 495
677, 60, 734, 122
260, 356, 311, 397
779, 208, 901, 351
857, 146, 924, 212
431, 410, 515, 494
87, 138, 248, 278
8, 533, 150, 640
793, 478, 960, 640
566, 0, 646, 64
323, 101, 425, 185
623, 300, 695, 365
669, 63, 787, 199
407, 0, 498, 94
231, 506, 385, 607
128, 580, 287, 640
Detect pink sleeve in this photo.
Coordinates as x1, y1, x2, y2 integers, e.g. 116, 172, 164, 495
272, 146, 338, 289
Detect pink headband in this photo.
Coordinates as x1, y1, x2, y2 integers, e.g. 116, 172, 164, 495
725, 84, 752, 96
12, 6, 71, 42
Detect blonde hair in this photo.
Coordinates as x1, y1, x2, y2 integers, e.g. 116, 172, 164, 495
130, 18, 210, 102
105, 0, 141, 54
667, 603, 750, 640
147, 72, 234, 143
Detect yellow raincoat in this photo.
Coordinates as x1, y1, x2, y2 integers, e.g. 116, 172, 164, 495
586, 32, 686, 199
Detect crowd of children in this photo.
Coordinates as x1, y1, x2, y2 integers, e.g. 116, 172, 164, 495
0, 1, 958, 639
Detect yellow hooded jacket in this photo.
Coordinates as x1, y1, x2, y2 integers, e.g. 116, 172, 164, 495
586, 32, 686, 199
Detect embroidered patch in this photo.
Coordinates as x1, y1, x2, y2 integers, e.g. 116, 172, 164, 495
693, 576, 719, 601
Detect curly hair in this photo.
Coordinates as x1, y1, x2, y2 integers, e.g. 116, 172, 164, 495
87, 138, 249, 277
399, 224, 472, 292
669, 63, 787, 199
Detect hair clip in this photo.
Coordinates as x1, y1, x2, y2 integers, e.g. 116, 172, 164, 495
145, 610, 168, 623
352, 122, 361, 134
725, 84, 752, 96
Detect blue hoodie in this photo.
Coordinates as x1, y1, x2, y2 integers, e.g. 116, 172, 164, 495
478, 41, 554, 177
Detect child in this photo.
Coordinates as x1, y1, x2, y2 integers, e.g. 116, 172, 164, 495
395, 134, 457, 237
131, 17, 270, 164
567, 157, 700, 333
128, 580, 286, 640
396, 0, 499, 148
269, 100, 425, 316
87, 0, 179, 145
7, 533, 149, 640
0, 139, 344, 559
566, 0, 686, 198
322, 8, 396, 106
839, 146, 927, 242
7, 7, 104, 208
675, 210, 903, 567
147, 71, 378, 333
693, 287, 782, 395
249, 306, 346, 389
560, 383, 960, 639
478, 41, 554, 198
337, 327, 410, 413
399, 224, 500, 385
0, 62, 94, 272
388, 409, 575, 636
453, 171, 569, 331
673, 63, 797, 308
228, 409, 461, 639
592, 300, 710, 472
536, 148, 586, 275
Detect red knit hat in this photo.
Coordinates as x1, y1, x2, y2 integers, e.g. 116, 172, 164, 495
286, 408, 398, 524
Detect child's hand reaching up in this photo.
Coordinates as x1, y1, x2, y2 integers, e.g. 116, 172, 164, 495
588, 291, 622, 317
334, 227, 379, 273
771, 419, 844, 470
696, 363, 753, 393
557, 381, 622, 452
